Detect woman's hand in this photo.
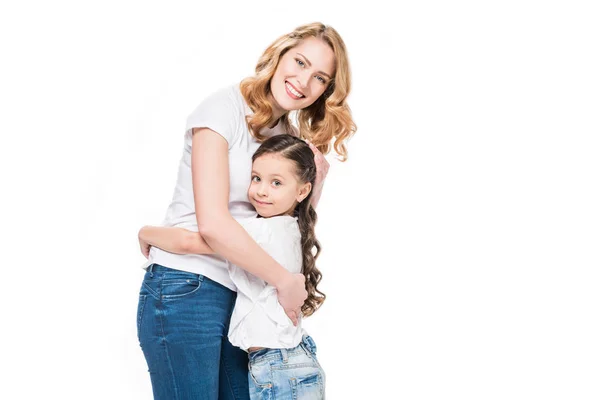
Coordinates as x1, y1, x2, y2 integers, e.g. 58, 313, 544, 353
306, 141, 330, 188
276, 272, 308, 326
138, 227, 151, 259
306, 140, 329, 208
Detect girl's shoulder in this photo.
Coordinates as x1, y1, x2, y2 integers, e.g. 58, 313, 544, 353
263, 215, 300, 237
237, 216, 299, 248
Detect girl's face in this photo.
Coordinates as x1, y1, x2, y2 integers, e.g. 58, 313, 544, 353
269, 37, 335, 116
248, 154, 312, 218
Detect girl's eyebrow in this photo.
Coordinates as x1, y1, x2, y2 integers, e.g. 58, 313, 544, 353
251, 170, 285, 180
296, 53, 332, 79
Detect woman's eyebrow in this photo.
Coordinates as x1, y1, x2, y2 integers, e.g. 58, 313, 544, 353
297, 53, 332, 79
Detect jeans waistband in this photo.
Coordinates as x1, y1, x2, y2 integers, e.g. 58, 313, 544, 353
146, 263, 174, 273
248, 335, 317, 364
146, 263, 203, 278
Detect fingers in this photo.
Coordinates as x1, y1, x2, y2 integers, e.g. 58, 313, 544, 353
286, 310, 299, 326
305, 140, 320, 155
140, 243, 150, 259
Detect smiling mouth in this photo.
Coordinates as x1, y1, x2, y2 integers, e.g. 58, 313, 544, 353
254, 199, 272, 205
285, 81, 305, 99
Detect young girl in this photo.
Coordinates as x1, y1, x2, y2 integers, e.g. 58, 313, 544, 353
139, 135, 326, 399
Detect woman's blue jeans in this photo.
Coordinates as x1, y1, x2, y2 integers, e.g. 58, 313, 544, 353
137, 263, 250, 400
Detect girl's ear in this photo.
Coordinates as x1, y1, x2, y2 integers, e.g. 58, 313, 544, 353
297, 182, 312, 203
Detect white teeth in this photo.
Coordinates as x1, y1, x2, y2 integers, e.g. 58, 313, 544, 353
286, 82, 303, 98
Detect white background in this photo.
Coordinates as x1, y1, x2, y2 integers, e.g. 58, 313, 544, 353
1, 0, 599, 399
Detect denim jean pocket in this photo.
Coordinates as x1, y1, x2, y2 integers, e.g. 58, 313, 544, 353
248, 361, 273, 390
160, 275, 204, 300
290, 370, 324, 399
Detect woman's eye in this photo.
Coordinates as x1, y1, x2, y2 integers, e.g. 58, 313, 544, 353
252, 176, 260, 182
296, 59, 305, 67
315, 75, 326, 84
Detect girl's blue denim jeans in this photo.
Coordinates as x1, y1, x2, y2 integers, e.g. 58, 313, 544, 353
137, 263, 250, 400
248, 335, 325, 400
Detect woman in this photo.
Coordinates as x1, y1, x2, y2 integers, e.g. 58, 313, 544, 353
137, 22, 356, 399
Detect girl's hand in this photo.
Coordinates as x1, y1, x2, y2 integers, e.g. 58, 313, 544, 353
138, 228, 151, 259
307, 141, 330, 188
276, 272, 308, 326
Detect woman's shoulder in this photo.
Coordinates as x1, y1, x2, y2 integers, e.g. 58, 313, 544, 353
199, 83, 243, 108
185, 83, 246, 138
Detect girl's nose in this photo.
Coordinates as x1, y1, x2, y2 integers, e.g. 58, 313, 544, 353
257, 185, 268, 196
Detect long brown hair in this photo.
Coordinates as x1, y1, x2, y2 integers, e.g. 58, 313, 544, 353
241, 22, 357, 161
252, 134, 325, 317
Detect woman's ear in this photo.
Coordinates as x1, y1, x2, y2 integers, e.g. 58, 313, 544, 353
297, 182, 312, 203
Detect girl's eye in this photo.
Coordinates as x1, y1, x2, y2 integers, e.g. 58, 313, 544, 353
295, 59, 305, 68
272, 180, 282, 187
252, 176, 260, 182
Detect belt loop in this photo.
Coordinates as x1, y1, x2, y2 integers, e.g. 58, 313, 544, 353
302, 335, 316, 356
280, 348, 288, 364
147, 263, 155, 277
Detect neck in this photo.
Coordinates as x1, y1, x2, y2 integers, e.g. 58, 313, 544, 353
257, 211, 294, 219
267, 93, 286, 121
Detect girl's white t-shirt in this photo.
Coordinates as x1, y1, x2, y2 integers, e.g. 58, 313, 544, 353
227, 215, 305, 351
144, 84, 286, 291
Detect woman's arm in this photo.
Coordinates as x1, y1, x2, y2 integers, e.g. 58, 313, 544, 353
192, 128, 307, 325
138, 226, 214, 257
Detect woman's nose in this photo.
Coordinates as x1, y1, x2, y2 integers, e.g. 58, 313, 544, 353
298, 72, 310, 89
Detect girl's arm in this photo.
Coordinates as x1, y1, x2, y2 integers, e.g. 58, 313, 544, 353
138, 226, 214, 257
192, 128, 307, 325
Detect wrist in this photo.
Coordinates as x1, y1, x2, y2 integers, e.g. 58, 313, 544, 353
273, 269, 293, 291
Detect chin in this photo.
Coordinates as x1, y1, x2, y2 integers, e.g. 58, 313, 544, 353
272, 93, 295, 111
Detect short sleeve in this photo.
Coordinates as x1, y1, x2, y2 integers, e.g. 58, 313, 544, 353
237, 217, 271, 247
186, 85, 241, 146
238, 216, 301, 271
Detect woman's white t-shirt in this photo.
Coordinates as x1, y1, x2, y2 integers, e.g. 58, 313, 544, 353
144, 84, 286, 291
228, 215, 305, 351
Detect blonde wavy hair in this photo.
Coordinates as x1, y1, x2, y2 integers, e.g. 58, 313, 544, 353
240, 22, 357, 161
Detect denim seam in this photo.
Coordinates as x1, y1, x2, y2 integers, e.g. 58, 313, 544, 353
142, 281, 160, 301
221, 350, 237, 399
300, 342, 321, 368
271, 363, 316, 370
290, 377, 297, 399
157, 301, 179, 399
137, 294, 146, 339
221, 292, 239, 399
248, 362, 272, 389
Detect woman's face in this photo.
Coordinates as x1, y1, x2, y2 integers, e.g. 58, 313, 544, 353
248, 154, 311, 218
269, 37, 335, 115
